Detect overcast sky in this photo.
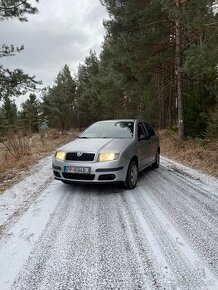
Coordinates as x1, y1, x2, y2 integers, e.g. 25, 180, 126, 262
0, 0, 108, 107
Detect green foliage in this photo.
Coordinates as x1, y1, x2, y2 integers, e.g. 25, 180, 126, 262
0, 0, 39, 22
0, 0, 40, 102
76, 51, 114, 127
0, 97, 18, 136
43, 65, 76, 132
37, 0, 218, 138
95, 0, 218, 136
99, 0, 178, 127
19, 93, 41, 132
0, 67, 40, 100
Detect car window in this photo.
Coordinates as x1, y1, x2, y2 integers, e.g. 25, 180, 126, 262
138, 123, 148, 139
79, 121, 134, 139
143, 122, 155, 137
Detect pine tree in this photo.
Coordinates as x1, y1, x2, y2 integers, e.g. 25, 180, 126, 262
19, 93, 40, 132
0, 96, 18, 135
43, 65, 76, 132
76, 51, 103, 128
100, 0, 218, 137
0, 0, 40, 101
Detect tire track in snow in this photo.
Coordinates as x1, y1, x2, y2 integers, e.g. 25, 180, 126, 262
0, 155, 53, 236
12, 190, 80, 290
12, 186, 177, 290
141, 168, 218, 278
0, 176, 53, 237
154, 169, 218, 233
130, 190, 206, 289
95, 189, 167, 289
0, 160, 216, 290
128, 186, 216, 288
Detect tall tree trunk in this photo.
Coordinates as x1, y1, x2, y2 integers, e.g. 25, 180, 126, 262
175, 0, 185, 141
168, 93, 172, 127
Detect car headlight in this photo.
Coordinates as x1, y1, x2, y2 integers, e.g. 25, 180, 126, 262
98, 152, 119, 162
55, 151, 66, 160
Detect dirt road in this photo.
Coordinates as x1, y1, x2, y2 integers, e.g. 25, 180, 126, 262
0, 156, 217, 289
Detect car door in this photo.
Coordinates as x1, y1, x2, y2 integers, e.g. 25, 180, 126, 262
143, 122, 159, 163
137, 122, 153, 170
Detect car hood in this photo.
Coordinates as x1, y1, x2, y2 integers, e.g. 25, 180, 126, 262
58, 138, 133, 153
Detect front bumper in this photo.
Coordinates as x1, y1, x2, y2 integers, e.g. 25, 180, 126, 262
52, 158, 128, 183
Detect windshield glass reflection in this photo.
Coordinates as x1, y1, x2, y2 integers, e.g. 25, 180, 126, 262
79, 121, 134, 139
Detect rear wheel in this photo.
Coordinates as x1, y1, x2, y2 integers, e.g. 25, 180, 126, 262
152, 150, 160, 169
125, 159, 138, 189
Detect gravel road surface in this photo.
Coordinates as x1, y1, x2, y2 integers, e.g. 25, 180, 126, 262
0, 156, 217, 290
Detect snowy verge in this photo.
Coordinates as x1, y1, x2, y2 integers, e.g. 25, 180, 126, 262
161, 155, 218, 192
0, 155, 53, 228
0, 182, 64, 290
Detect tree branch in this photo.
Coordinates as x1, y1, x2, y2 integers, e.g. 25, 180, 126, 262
0, 0, 27, 10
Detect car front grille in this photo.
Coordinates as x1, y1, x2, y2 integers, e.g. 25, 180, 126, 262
62, 173, 95, 180
65, 152, 95, 161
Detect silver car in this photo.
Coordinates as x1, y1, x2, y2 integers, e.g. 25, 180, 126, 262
52, 120, 160, 189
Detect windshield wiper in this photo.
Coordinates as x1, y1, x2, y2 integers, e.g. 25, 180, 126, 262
78, 136, 90, 139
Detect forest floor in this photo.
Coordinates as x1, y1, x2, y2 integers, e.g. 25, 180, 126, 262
159, 129, 218, 177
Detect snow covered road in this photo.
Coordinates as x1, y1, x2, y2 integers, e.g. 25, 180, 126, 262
0, 156, 218, 290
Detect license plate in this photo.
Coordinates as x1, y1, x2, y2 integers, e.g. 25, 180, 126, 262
64, 166, 91, 174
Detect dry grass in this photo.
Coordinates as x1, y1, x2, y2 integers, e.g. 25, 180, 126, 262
0, 129, 79, 192
159, 129, 218, 177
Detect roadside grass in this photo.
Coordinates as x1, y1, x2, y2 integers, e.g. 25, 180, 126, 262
0, 129, 77, 192
159, 129, 218, 177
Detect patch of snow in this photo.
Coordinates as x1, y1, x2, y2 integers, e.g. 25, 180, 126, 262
0, 155, 53, 227
0, 154, 217, 289
0, 181, 64, 290
161, 156, 218, 195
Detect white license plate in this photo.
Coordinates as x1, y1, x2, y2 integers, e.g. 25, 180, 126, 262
64, 166, 91, 174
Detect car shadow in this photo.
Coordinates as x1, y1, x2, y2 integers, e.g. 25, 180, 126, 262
62, 181, 125, 195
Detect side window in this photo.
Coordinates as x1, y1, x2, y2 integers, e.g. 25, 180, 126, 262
144, 123, 155, 137
138, 123, 148, 139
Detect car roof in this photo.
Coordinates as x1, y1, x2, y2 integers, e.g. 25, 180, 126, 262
94, 119, 152, 124
95, 119, 136, 123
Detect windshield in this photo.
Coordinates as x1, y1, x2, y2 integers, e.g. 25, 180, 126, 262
79, 121, 134, 139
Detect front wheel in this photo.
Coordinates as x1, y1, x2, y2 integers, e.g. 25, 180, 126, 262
152, 150, 160, 169
125, 160, 138, 189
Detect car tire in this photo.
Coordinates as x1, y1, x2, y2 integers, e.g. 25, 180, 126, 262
152, 150, 160, 169
125, 159, 138, 189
